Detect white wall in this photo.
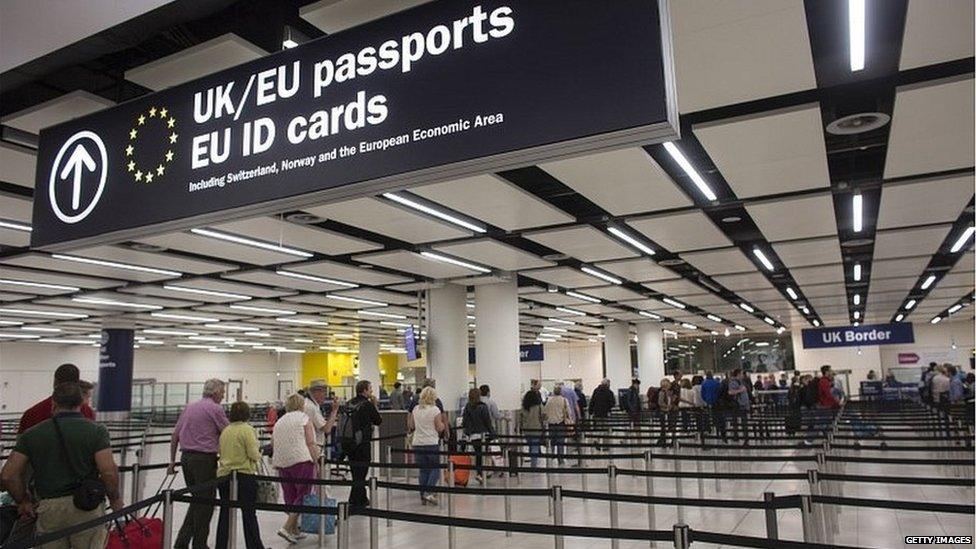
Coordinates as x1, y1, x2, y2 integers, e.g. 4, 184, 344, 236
519, 342, 604, 396
0, 342, 301, 414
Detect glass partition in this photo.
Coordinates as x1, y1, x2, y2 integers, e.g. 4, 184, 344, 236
665, 332, 795, 375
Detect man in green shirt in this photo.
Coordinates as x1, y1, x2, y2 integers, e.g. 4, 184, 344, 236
1, 382, 123, 548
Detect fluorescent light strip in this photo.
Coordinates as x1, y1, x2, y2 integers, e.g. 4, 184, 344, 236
706, 314, 723, 323
607, 227, 655, 255
663, 329, 678, 337
753, 249, 775, 271
663, 142, 717, 201
639, 311, 662, 320
20, 326, 61, 332
543, 326, 567, 333
894, 314, 904, 322
930, 316, 942, 324
190, 228, 312, 258
566, 291, 601, 304
739, 303, 755, 313
73, 297, 163, 310
151, 312, 221, 323
853, 311, 860, 320
177, 344, 212, 349
0, 220, 31, 232
849, 0, 865, 71
763, 317, 776, 326
813, 320, 821, 327
555, 307, 586, 316
580, 266, 622, 285
853, 294, 861, 306
0, 279, 79, 292
419, 251, 491, 274
0, 308, 88, 319
140, 340, 164, 345
382, 193, 486, 233
275, 270, 357, 288
801, 306, 810, 315
52, 254, 181, 277
189, 335, 235, 342
950, 227, 975, 253
755, 342, 770, 347
785, 287, 798, 300
548, 317, 575, 326
275, 317, 328, 326
734, 325, 746, 331
852, 194, 863, 232
661, 297, 685, 309
294, 338, 314, 343
204, 323, 259, 331
38, 338, 93, 344
381, 321, 413, 328
0, 320, 23, 326
905, 299, 916, 310
209, 348, 243, 353
948, 304, 963, 314
0, 333, 40, 339
359, 310, 407, 320
229, 304, 297, 315
920, 275, 936, 290
144, 329, 199, 336
776, 327, 786, 335
163, 285, 252, 300
325, 294, 388, 307
853, 263, 862, 282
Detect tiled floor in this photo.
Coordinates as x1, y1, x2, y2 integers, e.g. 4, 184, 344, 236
130, 431, 974, 549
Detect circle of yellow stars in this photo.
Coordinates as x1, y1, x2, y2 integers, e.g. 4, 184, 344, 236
125, 106, 177, 184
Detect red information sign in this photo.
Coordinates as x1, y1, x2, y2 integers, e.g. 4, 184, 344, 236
898, 352, 920, 364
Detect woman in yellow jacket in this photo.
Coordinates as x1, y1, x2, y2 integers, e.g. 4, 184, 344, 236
216, 401, 265, 549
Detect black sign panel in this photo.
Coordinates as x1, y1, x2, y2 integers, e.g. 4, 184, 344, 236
32, 0, 678, 249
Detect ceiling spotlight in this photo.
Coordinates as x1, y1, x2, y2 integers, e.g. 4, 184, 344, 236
931, 316, 942, 324
663, 142, 717, 201
763, 317, 776, 326
812, 319, 821, 327
853, 310, 860, 320
706, 314, 723, 323
950, 227, 975, 253
948, 304, 963, 314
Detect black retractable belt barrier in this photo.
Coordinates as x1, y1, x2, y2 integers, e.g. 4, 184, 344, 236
819, 473, 975, 486
691, 529, 864, 549
825, 455, 974, 466
171, 494, 340, 516
809, 495, 975, 515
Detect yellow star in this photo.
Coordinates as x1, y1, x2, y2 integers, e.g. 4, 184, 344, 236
165, 150, 174, 162
159, 108, 168, 118
127, 161, 136, 172
125, 144, 134, 156
167, 118, 176, 129
169, 132, 178, 144
135, 170, 143, 182
138, 115, 146, 125
129, 128, 138, 140
149, 107, 157, 117
145, 172, 154, 183
156, 164, 165, 176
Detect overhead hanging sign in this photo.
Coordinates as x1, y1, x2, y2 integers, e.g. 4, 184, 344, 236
31, 0, 678, 249
468, 343, 544, 364
801, 323, 915, 349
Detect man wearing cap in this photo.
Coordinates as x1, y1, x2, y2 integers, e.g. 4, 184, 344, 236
305, 380, 339, 448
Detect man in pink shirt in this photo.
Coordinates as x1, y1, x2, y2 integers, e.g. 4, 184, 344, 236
168, 379, 229, 549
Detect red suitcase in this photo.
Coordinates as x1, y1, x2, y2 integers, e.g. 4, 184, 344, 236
106, 516, 163, 549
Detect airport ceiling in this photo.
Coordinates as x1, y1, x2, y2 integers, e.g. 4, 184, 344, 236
0, 0, 973, 354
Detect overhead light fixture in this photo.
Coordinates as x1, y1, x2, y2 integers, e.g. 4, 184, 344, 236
734, 325, 746, 331
905, 299, 916, 310
739, 303, 755, 313
188, 335, 235, 342
0, 333, 40, 339
950, 227, 975, 253
853, 321, 860, 327
852, 194, 863, 232
276, 270, 357, 288
52, 254, 181, 277
681, 323, 698, 330
163, 285, 252, 300
73, 297, 163, 310
853, 294, 861, 306
812, 320, 821, 327
294, 338, 314, 343
191, 228, 313, 258
37, 338, 96, 345
663, 142, 717, 201
785, 287, 798, 300
638, 311, 662, 320
849, 0, 866, 71
325, 294, 389, 307
920, 275, 936, 290
580, 266, 622, 285
607, 226, 655, 255
177, 344, 212, 349
776, 327, 786, 335
663, 329, 678, 337
763, 317, 776, 326
419, 251, 491, 273
566, 291, 601, 304
381, 321, 413, 328
931, 316, 942, 324
948, 304, 963, 314
548, 317, 575, 326
894, 314, 904, 322
151, 312, 220, 323
853, 263, 862, 281
0, 279, 79, 292
20, 326, 60, 332
555, 307, 586, 316
275, 317, 328, 326
144, 329, 199, 336
801, 306, 810, 315
359, 310, 407, 320
0, 308, 87, 319
204, 323, 259, 331
229, 304, 298, 315
753, 249, 775, 271
853, 310, 860, 320
382, 193, 487, 233
543, 326, 567, 333
282, 26, 304, 49
209, 348, 243, 353
661, 297, 685, 309
755, 342, 770, 347
0, 220, 31, 232
706, 314, 723, 323
0, 320, 23, 326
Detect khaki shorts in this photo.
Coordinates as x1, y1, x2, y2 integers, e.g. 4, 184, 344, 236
35, 495, 107, 549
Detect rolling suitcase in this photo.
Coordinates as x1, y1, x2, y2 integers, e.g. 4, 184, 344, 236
106, 515, 163, 549
446, 454, 472, 486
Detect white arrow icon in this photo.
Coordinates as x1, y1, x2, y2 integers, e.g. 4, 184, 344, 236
58, 144, 97, 210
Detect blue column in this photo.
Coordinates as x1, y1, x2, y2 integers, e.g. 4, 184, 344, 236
97, 328, 135, 415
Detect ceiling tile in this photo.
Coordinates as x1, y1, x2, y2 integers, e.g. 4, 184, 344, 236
791, 264, 844, 286
747, 194, 837, 241
713, 271, 774, 291
524, 226, 638, 262
135, 232, 305, 266
220, 270, 351, 292
288, 259, 412, 286
432, 239, 552, 271
0, 195, 31, 222
212, 217, 381, 256
592, 258, 676, 282
680, 247, 756, 275
877, 176, 974, 230
300, 0, 429, 33
125, 34, 266, 91
873, 226, 951, 260
696, 105, 830, 198
1, 90, 114, 134
870, 257, 930, 279
642, 278, 707, 297
900, 0, 974, 70
0, 143, 36, 189
305, 197, 470, 243
352, 250, 476, 279
520, 266, 609, 288
1, 252, 180, 283
628, 211, 731, 252
772, 237, 842, 268
574, 285, 646, 302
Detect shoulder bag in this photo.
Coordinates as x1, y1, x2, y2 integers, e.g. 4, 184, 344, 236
51, 416, 106, 511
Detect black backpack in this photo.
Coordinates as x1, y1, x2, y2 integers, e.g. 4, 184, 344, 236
338, 400, 367, 446
716, 379, 733, 409
801, 381, 819, 407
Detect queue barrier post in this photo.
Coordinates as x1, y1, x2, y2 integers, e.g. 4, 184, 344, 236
673, 442, 684, 524
337, 501, 350, 549
504, 459, 513, 537
130, 462, 141, 505
318, 455, 327, 548
552, 485, 564, 549
162, 489, 174, 549
645, 450, 656, 548
228, 470, 239, 549
546, 438, 553, 516
448, 459, 456, 549
369, 477, 379, 549
763, 491, 778, 541
799, 494, 815, 543
672, 523, 690, 549
608, 464, 619, 549
807, 469, 827, 543
385, 446, 393, 528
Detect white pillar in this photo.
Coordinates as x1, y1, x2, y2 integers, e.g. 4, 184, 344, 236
358, 337, 380, 389
428, 283, 468, 412
474, 280, 521, 411
636, 323, 665, 387
604, 322, 632, 391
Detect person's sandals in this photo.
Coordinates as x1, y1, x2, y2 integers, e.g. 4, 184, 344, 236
277, 528, 299, 544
